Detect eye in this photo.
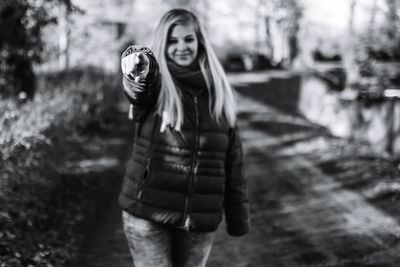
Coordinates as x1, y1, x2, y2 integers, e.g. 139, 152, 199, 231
168, 39, 178, 44
185, 37, 195, 43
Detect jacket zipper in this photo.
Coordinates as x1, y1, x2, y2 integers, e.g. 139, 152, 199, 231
137, 158, 151, 200
182, 95, 200, 229
136, 115, 158, 201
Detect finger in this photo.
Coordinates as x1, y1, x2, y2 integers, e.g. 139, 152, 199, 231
137, 53, 145, 67
135, 74, 147, 84
124, 54, 130, 73
138, 53, 150, 77
127, 54, 134, 73
143, 53, 150, 66
121, 57, 124, 72
122, 57, 129, 75
136, 52, 142, 64
136, 53, 145, 74
137, 52, 150, 66
125, 58, 131, 75
134, 82, 145, 91
131, 53, 138, 75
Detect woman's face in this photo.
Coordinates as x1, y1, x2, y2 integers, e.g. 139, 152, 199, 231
166, 23, 198, 66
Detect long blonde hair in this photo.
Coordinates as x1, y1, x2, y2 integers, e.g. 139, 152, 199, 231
152, 9, 236, 131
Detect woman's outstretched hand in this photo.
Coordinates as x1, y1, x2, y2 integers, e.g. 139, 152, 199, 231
121, 51, 150, 83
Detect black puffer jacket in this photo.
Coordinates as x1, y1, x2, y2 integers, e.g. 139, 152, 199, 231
118, 46, 250, 236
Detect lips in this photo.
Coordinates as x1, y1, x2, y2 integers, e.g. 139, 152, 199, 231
175, 53, 191, 57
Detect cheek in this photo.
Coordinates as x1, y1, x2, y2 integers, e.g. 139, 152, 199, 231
189, 43, 198, 56
166, 45, 175, 57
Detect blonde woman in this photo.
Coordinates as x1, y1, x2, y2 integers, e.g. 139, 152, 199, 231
119, 8, 249, 267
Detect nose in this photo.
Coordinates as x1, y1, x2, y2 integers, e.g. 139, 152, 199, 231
177, 40, 187, 51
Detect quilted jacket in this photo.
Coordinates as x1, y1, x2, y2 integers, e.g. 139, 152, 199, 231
118, 46, 250, 236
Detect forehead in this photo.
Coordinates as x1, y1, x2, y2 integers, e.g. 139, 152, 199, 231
169, 24, 196, 38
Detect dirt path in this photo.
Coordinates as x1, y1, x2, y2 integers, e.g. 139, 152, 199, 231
66, 102, 133, 267
73, 95, 400, 267
208, 96, 400, 266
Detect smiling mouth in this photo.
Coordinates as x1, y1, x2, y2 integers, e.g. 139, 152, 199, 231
175, 53, 191, 57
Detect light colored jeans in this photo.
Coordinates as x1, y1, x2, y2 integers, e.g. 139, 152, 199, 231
122, 211, 215, 267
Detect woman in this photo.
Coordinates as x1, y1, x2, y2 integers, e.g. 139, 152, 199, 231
119, 8, 249, 267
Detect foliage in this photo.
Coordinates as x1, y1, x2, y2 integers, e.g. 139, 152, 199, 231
0, 0, 78, 99
0, 66, 117, 163
366, 0, 400, 61
343, 0, 400, 89
0, 66, 118, 199
0, 67, 120, 266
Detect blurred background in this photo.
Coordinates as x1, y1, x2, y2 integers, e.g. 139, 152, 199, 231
1, 0, 400, 266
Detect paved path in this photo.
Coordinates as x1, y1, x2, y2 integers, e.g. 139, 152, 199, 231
73, 94, 400, 266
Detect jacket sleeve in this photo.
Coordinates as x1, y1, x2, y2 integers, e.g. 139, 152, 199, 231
121, 45, 161, 121
224, 126, 250, 236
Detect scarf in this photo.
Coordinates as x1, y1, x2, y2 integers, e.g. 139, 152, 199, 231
167, 60, 208, 95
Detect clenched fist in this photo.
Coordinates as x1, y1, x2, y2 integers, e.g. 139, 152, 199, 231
121, 51, 150, 83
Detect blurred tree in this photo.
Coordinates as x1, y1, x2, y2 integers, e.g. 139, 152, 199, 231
362, 0, 400, 61
344, 0, 400, 89
38, 0, 137, 72
58, 2, 72, 70
382, 0, 399, 59
343, 0, 361, 85
0, 0, 77, 100
367, 0, 378, 44
386, 0, 399, 38
277, 0, 302, 64
258, 0, 303, 67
